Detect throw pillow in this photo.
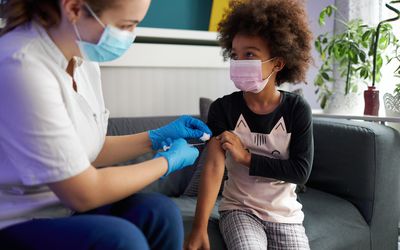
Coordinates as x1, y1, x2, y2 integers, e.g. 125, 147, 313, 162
183, 146, 228, 197
199, 97, 213, 122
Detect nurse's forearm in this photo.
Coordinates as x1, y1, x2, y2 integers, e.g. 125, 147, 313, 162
49, 157, 168, 212
93, 133, 152, 167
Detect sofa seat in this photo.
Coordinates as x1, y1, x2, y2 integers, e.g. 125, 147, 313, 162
172, 187, 370, 250
302, 188, 370, 250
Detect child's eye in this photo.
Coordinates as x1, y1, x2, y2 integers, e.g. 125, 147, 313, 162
230, 53, 238, 60
245, 52, 255, 58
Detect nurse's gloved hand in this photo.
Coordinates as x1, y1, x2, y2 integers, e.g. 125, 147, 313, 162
154, 138, 199, 177
148, 115, 212, 150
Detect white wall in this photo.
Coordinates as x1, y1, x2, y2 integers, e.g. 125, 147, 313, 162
294, 0, 335, 110
100, 42, 236, 117
101, 66, 236, 117
100, 0, 335, 117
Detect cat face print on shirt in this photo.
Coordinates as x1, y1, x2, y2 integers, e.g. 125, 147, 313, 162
233, 114, 291, 160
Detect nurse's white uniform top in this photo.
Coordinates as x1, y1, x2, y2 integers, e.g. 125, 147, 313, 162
0, 22, 109, 229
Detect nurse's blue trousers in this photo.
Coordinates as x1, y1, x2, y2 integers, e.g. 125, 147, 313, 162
0, 193, 184, 250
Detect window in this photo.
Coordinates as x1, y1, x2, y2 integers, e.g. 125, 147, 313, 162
380, 0, 400, 95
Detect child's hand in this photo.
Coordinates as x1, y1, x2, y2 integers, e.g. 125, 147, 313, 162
184, 229, 210, 250
216, 131, 251, 167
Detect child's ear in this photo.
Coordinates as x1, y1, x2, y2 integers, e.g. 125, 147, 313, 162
274, 58, 286, 72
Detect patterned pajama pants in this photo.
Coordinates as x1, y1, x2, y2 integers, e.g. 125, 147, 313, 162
219, 210, 310, 250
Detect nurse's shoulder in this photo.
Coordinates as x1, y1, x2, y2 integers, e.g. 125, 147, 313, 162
0, 22, 44, 64
0, 22, 69, 96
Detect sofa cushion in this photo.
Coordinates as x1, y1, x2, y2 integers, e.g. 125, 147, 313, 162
173, 187, 370, 250
301, 188, 370, 250
308, 118, 397, 224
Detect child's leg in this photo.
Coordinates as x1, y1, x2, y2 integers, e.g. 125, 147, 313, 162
264, 221, 310, 250
219, 210, 267, 250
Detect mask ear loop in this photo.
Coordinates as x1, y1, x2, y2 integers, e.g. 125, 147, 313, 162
73, 23, 83, 41
261, 57, 276, 64
73, 3, 106, 43
261, 57, 279, 79
83, 2, 106, 28
261, 57, 278, 81
72, 2, 104, 42
263, 68, 276, 81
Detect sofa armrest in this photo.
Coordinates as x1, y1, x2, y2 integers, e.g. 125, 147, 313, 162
308, 117, 400, 249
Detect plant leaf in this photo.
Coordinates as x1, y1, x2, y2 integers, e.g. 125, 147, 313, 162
322, 72, 330, 81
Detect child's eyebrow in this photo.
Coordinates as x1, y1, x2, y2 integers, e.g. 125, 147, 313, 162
244, 46, 261, 51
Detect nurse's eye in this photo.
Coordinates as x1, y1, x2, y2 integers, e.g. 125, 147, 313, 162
118, 24, 135, 31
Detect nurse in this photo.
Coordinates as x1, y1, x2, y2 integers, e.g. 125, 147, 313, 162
0, 0, 211, 249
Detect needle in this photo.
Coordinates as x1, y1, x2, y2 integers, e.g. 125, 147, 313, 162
163, 142, 206, 151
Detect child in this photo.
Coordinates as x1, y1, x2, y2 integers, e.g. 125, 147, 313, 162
185, 0, 313, 249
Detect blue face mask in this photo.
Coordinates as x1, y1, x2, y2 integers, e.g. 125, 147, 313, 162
73, 3, 136, 62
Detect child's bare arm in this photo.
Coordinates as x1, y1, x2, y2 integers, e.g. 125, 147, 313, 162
194, 137, 225, 229
185, 137, 225, 249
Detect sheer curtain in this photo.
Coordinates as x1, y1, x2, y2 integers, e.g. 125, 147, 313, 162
349, 0, 382, 25
380, 1, 400, 98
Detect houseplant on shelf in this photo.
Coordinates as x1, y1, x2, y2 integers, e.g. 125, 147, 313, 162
314, 5, 396, 114
365, 0, 400, 115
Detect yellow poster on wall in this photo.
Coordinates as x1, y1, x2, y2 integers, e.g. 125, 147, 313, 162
208, 0, 231, 32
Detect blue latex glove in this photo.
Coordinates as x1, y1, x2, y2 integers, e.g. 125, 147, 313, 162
148, 115, 212, 150
154, 138, 199, 177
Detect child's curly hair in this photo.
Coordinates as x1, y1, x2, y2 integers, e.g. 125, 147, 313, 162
218, 0, 313, 85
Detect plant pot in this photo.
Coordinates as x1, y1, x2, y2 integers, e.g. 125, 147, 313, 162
364, 86, 380, 116
384, 92, 400, 131
324, 92, 363, 115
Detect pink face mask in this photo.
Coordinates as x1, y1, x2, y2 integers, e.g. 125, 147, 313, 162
230, 59, 276, 93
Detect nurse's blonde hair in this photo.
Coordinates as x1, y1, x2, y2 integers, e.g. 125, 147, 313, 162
0, 0, 115, 35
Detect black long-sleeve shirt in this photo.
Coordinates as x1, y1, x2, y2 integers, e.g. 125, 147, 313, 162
207, 91, 314, 185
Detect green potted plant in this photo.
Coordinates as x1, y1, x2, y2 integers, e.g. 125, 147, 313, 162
365, 0, 400, 115
314, 5, 396, 114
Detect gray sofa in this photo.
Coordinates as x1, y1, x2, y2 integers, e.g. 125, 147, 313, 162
107, 114, 400, 250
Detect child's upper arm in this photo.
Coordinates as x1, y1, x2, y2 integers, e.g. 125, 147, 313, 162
204, 137, 226, 173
